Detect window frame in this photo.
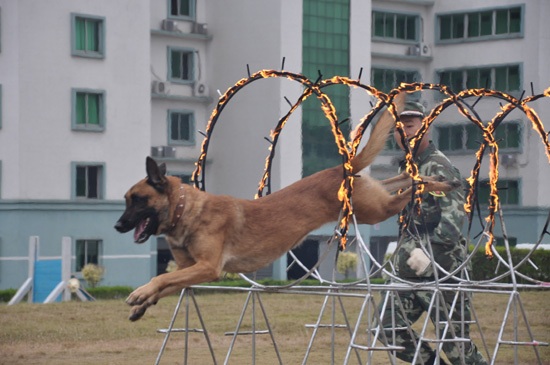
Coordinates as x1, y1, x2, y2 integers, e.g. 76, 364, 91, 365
371, 66, 421, 94
372, 9, 420, 43
477, 178, 521, 206
71, 13, 106, 59
71, 88, 106, 132
71, 162, 105, 200
75, 239, 102, 272
167, 109, 195, 146
435, 120, 522, 155
167, 46, 196, 84
436, 5, 524, 44
167, 0, 196, 21
435, 63, 522, 94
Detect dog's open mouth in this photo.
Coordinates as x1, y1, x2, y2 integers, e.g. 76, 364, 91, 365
134, 217, 154, 243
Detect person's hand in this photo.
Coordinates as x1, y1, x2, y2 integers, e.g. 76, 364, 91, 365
406, 248, 431, 275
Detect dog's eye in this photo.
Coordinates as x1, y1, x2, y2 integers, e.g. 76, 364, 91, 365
131, 194, 148, 205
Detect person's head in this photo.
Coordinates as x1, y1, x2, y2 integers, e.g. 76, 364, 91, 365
393, 101, 430, 153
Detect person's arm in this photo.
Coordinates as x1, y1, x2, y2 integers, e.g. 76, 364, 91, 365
426, 163, 466, 248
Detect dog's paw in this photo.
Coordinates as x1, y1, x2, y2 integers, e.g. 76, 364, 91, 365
129, 304, 148, 321
126, 283, 159, 307
449, 179, 463, 189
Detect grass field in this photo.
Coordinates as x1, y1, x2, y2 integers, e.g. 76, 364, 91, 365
1, 289, 549, 365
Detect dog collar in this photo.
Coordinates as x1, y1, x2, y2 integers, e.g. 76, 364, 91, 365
169, 185, 185, 231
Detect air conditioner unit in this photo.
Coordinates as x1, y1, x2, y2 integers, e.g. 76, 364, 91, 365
164, 146, 176, 158
420, 43, 432, 57
152, 80, 167, 94
407, 45, 421, 56
161, 19, 178, 32
192, 22, 208, 35
193, 83, 209, 97
501, 154, 517, 168
151, 146, 165, 157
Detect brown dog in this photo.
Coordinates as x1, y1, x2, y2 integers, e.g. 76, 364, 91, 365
114, 97, 459, 321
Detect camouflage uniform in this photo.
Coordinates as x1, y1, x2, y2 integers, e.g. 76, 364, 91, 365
378, 142, 487, 365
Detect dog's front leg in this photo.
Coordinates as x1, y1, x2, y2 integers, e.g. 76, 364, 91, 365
126, 261, 221, 321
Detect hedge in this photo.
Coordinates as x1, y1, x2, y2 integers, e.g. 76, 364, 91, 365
2, 249, 547, 303
469, 246, 550, 283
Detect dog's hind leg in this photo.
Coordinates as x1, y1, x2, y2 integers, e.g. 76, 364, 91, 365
380, 172, 411, 193
378, 176, 462, 218
381, 173, 460, 195
129, 303, 149, 322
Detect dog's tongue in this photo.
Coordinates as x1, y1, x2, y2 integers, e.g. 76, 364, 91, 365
134, 220, 147, 242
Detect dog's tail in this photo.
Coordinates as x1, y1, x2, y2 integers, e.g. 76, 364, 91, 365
350, 93, 405, 172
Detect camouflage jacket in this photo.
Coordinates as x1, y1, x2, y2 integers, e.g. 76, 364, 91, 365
394, 141, 468, 279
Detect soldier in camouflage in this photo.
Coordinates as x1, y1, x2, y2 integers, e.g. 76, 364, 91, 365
378, 101, 488, 365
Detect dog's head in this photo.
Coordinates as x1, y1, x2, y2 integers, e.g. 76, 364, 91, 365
114, 157, 172, 243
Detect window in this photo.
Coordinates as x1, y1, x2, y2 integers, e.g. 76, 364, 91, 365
73, 163, 104, 199
168, 0, 195, 19
371, 67, 420, 93
76, 239, 101, 272
438, 6, 522, 42
437, 122, 521, 153
372, 11, 418, 42
478, 179, 520, 206
438, 70, 463, 92
168, 47, 195, 83
170, 172, 193, 184
467, 11, 493, 38
72, 89, 105, 131
168, 110, 195, 145
437, 64, 521, 93
466, 68, 492, 89
495, 236, 517, 247
496, 7, 522, 34
494, 65, 520, 92
494, 122, 521, 149
438, 124, 469, 152
71, 13, 105, 58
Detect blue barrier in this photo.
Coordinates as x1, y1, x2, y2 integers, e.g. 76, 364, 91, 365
33, 259, 62, 303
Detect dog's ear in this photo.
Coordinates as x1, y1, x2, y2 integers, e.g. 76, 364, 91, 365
146, 156, 167, 191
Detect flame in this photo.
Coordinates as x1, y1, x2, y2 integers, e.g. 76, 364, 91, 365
191, 69, 550, 259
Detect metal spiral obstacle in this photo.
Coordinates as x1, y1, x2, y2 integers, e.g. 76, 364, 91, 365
154, 66, 550, 365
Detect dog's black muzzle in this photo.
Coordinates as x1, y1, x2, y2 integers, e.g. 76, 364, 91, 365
114, 218, 132, 233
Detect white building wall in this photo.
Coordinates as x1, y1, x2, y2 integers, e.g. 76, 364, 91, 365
0, 0, 21, 199
0, 0, 151, 200
350, 0, 373, 140
277, 1, 304, 191
149, 0, 213, 179
204, 0, 303, 198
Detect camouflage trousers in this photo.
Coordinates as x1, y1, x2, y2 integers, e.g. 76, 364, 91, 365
377, 289, 488, 365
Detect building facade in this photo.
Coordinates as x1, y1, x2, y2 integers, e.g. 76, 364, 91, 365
0, 0, 548, 290
368, 0, 550, 256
